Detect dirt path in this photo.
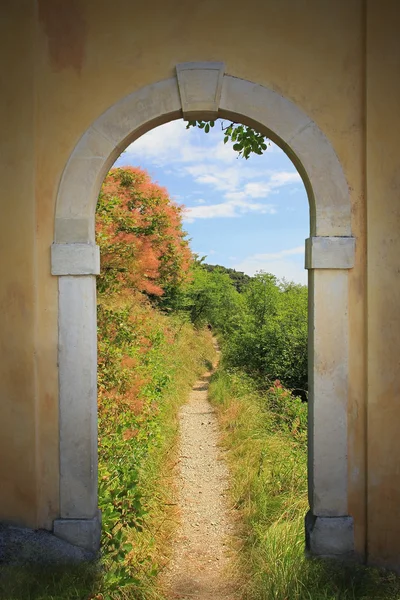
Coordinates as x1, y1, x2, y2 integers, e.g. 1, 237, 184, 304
161, 367, 238, 600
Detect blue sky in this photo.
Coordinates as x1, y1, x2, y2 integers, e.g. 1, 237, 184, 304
115, 119, 309, 284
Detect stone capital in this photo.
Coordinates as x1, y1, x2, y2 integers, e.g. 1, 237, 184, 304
305, 237, 355, 269
51, 243, 100, 276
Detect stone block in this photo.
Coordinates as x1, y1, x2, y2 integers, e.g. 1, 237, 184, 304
176, 62, 225, 120
53, 512, 101, 553
51, 243, 100, 275
305, 511, 354, 557
305, 237, 355, 269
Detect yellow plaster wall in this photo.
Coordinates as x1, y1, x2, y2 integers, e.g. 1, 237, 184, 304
4, 0, 395, 563
0, 2, 38, 526
366, 0, 400, 568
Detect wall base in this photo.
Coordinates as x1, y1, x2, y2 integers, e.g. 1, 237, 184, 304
53, 511, 101, 553
305, 511, 354, 558
0, 523, 95, 564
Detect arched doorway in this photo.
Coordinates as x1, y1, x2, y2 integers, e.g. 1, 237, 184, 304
51, 62, 355, 556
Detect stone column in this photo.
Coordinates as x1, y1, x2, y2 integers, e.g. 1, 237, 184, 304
305, 236, 355, 558
51, 243, 101, 552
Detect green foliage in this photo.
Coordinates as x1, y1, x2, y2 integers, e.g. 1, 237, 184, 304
209, 368, 400, 600
182, 262, 244, 335
182, 264, 308, 392
202, 262, 251, 293
186, 119, 270, 159
224, 273, 308, 391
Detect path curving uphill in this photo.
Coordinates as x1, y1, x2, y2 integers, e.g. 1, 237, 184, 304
162, 365, 238, 600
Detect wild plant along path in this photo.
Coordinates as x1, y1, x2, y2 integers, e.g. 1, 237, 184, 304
162, 364, 238, 599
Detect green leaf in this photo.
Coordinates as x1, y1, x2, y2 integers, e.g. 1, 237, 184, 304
123, 542, 133, 552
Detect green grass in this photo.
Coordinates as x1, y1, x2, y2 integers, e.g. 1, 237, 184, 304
0, 564, 101, 600
209, 368, 400, 600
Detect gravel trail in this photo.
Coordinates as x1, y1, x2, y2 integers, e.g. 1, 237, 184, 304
162, 367, 238, 600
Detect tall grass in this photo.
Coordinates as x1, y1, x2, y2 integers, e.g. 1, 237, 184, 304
209, 368, 400, 600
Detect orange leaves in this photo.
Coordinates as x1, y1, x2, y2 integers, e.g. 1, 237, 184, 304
121, 355, 138, 369
96, 166, 194, 441
123, 428, 139, 441
96, 166, 192, 297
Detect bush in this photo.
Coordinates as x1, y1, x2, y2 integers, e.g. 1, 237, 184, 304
224, 274, 308, 391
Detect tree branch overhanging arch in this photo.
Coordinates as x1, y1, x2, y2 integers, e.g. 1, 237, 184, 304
186, 119, 270, 159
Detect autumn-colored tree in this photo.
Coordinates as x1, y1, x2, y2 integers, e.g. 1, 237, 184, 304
96, 167, 192, 298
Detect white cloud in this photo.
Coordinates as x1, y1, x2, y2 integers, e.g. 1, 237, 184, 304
183, 169, 302, 222
185, 163, 247, 192
123, 120, 239, 167
184, 202, 237, 221
234, 246, 306, 285
269, 171, 302, 186
243, 182, 271, 197
123, 121, 186, 166
183, 164, 302, 222
249, 246, 304, 261
229, 173, 301, 199
122, 119, 303, 223
183, 198, 276, 222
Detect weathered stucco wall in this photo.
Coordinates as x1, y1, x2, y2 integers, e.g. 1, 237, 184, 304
366, 1, 400, 569
0, 0, 399, 567
0, 2, 39, 528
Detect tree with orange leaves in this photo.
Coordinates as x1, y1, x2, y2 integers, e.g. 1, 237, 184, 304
96, 167, 192, 300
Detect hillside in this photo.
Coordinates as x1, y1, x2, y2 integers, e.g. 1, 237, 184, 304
202, 263, 252, 292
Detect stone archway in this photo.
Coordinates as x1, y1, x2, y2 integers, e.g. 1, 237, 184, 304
51, 63, 355, 555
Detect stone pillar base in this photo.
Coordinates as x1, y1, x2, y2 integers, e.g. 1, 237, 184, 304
305, 511, 354, 558
53, 511, 101, 554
